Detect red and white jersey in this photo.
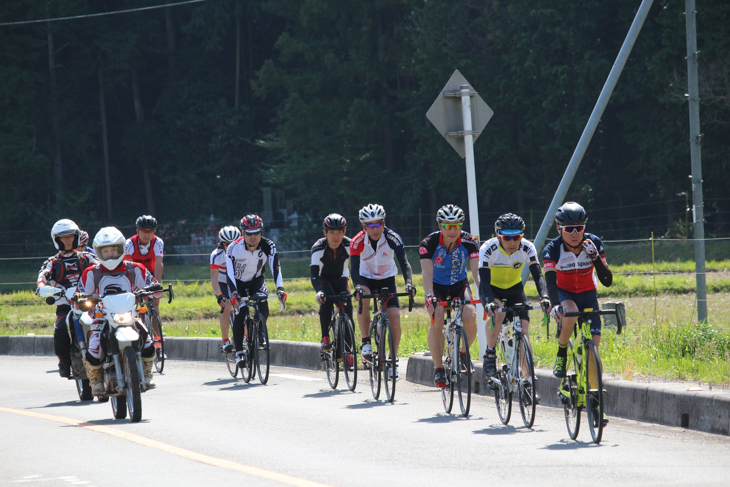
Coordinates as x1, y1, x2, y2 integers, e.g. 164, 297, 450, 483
77, 262, 155, 297
350, 227, 405, 280
124, 235, 164, 273
542, 233, 606, 294
210, 247, 227, 283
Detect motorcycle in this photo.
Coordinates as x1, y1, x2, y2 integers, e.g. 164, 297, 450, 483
73, 287, 168, 422
37, 284, 95, 402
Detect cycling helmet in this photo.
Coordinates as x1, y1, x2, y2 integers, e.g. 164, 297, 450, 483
436, 204, 465, 224
555, 202, 587, 226
79, 230, 89, 247
218, 225, 241, 243
358, 204, 386, 223
93, 227, 126, 270
495, 213, 525, 235
240, 214, 263, 233
51, 219, 81, 250
323, 213, 347, 231
136, 215, 158, 230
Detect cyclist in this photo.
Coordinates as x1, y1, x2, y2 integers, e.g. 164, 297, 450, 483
311, 214, 354, 370
351, 203, 415, 381
211, 226, 241, 353
124, 215, 164, 357
543, 202, 613, 423
420, 204, 480, 388
77, 230, 95, 254
478, 213, 550, 401
36, 219, 98, 378
226, 214, 287, 368
77, 227, 163, 394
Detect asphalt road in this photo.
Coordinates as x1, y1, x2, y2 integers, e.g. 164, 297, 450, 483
2, 356, 729, 487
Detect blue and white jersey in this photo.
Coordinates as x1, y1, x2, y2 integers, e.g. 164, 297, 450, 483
419, 231, 480, 285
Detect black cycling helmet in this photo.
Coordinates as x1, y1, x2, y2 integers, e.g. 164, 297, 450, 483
240, 214, 263, 233
323, 213, 346, 231
555, 202, 587, 226
136, 215, 158, 230
495, 213, 525, 235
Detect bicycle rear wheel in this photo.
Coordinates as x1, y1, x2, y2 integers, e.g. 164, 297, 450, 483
517, 336, 536, 428
254, 313, 270, 385
368, 317, 382, 400
324, 320, 339, 389
494, 342, 512, 425
563, 340, 580, 440
455, 327, 471, 417
148, 309, 165, 373
225, 350, 239, 378
341, 315, 357, 392
382, 319, 396, 403
585, 341, 604, 444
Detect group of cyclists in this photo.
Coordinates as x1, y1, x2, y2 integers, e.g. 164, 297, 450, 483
38, 201, 613, 422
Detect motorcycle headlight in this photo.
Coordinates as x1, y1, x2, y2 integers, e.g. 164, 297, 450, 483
79, 300, 94, 312
113, 311, 134, 324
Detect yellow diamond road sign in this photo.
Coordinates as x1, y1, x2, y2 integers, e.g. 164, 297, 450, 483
426, 70, 493, 159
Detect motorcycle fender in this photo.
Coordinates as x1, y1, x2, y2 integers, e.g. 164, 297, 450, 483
115, 326, 139, 345
80, 312, 94, 326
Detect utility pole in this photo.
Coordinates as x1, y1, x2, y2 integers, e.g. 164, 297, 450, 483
685, 0, 707, 322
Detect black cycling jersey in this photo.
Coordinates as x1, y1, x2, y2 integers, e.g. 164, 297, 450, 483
310, 236, 351, 292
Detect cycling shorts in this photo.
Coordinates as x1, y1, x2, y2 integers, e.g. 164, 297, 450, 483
558, 288, 602, 335
359, 276, 399, 309
433, 279, 473, 303
491, 283, 529, 322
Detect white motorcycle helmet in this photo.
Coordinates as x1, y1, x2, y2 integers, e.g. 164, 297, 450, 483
93, 227, 126, 270
51, 219, 81, 250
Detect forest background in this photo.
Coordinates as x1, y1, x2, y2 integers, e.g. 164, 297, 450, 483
1, 0, 729, 265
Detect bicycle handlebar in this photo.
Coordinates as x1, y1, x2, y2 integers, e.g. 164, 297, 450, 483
429, 298, 481, 324
555, 307, 624, 336
231, 294, 285, 316
357, 288, 414, 314
137, 283, 175, 304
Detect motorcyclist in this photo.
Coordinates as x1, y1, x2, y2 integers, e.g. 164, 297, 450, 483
36, 219, 98, 378
76, 227, 162, 395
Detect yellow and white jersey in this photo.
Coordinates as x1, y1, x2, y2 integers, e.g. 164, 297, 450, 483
477, 237, 539, 289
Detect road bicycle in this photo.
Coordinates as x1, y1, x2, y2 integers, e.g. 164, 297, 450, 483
223, 308, 238, 378
232, 293, 284, 385
358, 288, 414, 403
321, 292, 358, 391
431, 297, 479, 417
556, 302, 626, 444
138, 284, 174, 373
487, 302, 542, 428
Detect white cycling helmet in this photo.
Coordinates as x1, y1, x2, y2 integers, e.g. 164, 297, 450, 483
436, 204, 465, 224
93, 227, 126, 270
358, 204, 386, 223
218, 225, 241, 243
51, 219, 81, 250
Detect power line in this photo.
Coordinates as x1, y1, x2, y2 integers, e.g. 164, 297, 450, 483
0, 0, 205, 27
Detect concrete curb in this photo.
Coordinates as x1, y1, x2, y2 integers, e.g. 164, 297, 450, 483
3, 336, 727, 435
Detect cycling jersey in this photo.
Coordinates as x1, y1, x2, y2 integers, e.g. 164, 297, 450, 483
37, 251, 98, 306
310, 237, 351, 280
210, 247, 228, 283
478, 237, 539, 289
418, 231, 479, 285
542, 233, 606, 294
225, 236, 284, 290
77, 261, 155, 297
350, 227, 407, 283
124, 235, 164, 274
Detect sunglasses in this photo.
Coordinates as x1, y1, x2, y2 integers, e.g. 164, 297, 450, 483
499, 234, 522, 241
441, 223, 463, 230
245, 231, 262, 236
366, 222, 383, 229
139, 228, 155, 234
560, 225, 585, 234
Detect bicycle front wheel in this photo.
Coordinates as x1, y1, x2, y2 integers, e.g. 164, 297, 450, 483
563, 340, 580, 440
382, 319, 396, 403
455, 327, 471, 417
368, 317, 382, 400
341, 315, 357, 392
324, 319, 339, 389
148, 309, 165, 373
241, 320, 254, 384
585, 341, 604, 444
254, 313, 270, 385
517, 336, 536, 428
494, 342, 512, 425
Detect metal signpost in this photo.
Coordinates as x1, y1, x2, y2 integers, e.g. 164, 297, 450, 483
427, 69, 494, 357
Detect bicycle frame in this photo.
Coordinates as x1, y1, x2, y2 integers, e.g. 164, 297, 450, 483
231, 293, 282, 385
321, 292, 357, 391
